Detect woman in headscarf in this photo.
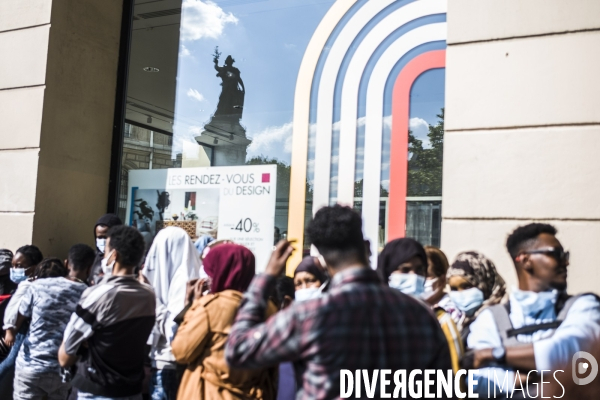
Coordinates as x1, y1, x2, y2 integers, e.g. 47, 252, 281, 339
447, 251, 507, 339
423, 246, 465, 324
293, 256, 327, 302
171, 244, 277, 400
377, 238, 428, 296
378, 238, 464, 372
144, 227, 201, 400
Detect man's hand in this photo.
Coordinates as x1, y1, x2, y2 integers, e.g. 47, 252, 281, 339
185, 279, 199, 306
4, 328, 15, 347
473, 348, 494, 369
265, 240, 295, 277
192, 279, 209, 301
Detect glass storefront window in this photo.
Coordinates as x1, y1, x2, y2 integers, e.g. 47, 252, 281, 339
115, 0, 335, 270
113, 0, 447, 269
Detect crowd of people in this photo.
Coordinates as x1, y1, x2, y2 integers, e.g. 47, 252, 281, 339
0, 205, 598, 399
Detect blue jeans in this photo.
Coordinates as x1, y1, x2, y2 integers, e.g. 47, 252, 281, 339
0, 328, 27, 397
149, 368, 180, 400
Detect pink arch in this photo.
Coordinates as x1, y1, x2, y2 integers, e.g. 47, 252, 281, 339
388, 50, 446, 240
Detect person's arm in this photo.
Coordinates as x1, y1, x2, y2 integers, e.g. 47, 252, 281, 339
6, 288, 34, 346
58, 342, 78, 368
533, 295, 600, 370
474, 344, 536, 370
171, 298, 211, 364
225, 240, 302, 368
59, 294, 99, 368
3, 283, 30, 330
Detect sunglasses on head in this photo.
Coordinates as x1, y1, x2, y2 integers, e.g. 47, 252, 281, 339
522, 247, 570, 263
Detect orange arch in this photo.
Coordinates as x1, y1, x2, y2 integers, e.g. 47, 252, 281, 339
388, 50, 446, 240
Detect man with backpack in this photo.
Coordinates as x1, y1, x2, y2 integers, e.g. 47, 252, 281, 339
466, 223, 600, 397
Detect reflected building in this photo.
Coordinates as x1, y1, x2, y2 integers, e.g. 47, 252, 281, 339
119, 123, 181, 221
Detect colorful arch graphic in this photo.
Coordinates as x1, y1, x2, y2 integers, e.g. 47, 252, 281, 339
287, 0, 447, 272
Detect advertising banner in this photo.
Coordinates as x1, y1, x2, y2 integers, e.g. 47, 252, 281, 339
127, 164, 277, 272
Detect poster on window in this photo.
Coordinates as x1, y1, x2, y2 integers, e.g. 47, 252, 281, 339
126, 164, 277, 272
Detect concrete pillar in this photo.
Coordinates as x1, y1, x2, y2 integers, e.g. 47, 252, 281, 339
0, 0, 124, 257
442, 0, 600, 292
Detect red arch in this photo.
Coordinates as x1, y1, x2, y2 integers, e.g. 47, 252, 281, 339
388, 50, 446, 240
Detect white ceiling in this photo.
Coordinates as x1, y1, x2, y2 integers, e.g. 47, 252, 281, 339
125, 0, 183, 134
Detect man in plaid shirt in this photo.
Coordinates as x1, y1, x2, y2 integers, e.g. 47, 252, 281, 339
226, 205, 452, 399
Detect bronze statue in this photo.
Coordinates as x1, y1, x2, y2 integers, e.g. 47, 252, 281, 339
213, 54, 245, 122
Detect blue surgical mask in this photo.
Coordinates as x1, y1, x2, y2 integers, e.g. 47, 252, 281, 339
449, 287, 484, 316
295, 287, 320, 302
96, 238, 106, 254
512, 288, 557, 317
389, 273, 425, 296
10, 268, 27, 284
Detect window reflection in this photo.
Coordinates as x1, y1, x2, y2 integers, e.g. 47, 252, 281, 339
117, 0, 335, 258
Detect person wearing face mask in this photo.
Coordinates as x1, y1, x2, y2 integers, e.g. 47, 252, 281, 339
89, 213, 122, 285
378, 238, 464, 372
0, 245, 43, 397
422, 246, 451, 304
447, 251, 507, 341
377, 238, 428, 297
143, 227, 201, 400
465, 224, 600, 397
293, 256, 327, 302
59, 225, 156, 400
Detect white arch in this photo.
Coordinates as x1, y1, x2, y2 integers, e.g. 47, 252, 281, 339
287, 0, 357, 270
362, 22, 447, 268
312, 0, 395, 213
336, 0, 447, 206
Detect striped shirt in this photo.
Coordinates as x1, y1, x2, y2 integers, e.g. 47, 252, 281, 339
226, 267, 452, 400
62, 275, 156, 397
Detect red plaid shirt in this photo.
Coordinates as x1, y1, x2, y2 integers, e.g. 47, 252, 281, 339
226, 267, 452, 399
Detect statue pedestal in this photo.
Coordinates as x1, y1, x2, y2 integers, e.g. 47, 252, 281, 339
195, 122, 252, 167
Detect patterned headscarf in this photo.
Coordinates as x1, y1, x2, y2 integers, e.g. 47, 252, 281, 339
447, 251, 507, 326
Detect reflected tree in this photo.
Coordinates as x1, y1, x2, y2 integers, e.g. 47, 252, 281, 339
407, 108, 444, 197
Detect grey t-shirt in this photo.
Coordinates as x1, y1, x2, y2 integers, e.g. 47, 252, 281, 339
17, 277, 87, 373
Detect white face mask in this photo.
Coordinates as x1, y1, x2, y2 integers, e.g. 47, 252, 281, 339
449, 287, 484, 316
96, 238, 106, 254
423, 278, 438, 296
389, 273, 425, 296
101, 250, 115, 276
295, 287, 320, 302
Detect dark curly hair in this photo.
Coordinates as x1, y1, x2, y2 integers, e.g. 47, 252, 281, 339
107, 225, 146, 267
35, 258, 68, 279
15, 245, 43, 267
274, 276, 294, 306
506, 223, 558, 259
68, 244, 96, 272
307, 205, 365, 263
